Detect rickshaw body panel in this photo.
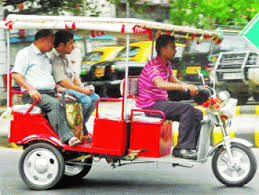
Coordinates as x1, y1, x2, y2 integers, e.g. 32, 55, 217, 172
89, 118, 127, 156
129, 121, 172, 158
9, 111, 60, 144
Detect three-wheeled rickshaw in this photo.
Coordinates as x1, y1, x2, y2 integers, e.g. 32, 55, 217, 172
0, 14, 257, 190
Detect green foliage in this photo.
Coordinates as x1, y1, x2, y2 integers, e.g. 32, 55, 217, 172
3, 0, 102, 16
169, 0, 259, 29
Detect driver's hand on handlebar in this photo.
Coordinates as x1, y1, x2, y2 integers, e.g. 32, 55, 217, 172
28, 88, 42, 101
186, 85, 198, 96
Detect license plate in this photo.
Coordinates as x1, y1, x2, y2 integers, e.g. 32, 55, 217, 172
186, 66, 201, 74
223, 73, 243, 80
173, 70, 178, 77
95, 67, 105, 77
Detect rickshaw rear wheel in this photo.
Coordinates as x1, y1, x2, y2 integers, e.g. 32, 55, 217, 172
63, 157, 93, 180
212, 143, 257, 187
19, 142, 65, 190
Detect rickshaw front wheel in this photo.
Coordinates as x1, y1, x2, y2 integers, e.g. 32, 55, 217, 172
212, 143, 257, 187
19, 142, 65, 190
63, 157, 93, 180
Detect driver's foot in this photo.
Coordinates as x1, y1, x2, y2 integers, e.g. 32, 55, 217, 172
172, 149, 197, 160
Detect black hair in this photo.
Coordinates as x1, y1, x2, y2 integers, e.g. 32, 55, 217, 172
34, 29, 53, 41
155, 34, 176, 55
54, 30, 74, 48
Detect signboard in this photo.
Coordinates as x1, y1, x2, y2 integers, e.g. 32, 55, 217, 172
240, 13, 259, 51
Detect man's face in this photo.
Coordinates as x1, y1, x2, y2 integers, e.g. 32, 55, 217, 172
161, 42, 176, 59
64, 39, 74, 54
41, 35, 54, 53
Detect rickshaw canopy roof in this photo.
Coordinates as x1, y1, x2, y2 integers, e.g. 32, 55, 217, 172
0, 14, 221, 42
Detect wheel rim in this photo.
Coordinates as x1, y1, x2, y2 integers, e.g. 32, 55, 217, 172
23, 148, 60, 186
217, 148, 251, 182
64, 162, 84, 176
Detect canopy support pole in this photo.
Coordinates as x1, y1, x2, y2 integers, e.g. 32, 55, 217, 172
6, 30, 10, 108
123, 33, 130, 120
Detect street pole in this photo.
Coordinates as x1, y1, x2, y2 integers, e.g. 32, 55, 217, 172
126, 1, 130, 18
0, 1, 7, 105
81, 0, 88, 54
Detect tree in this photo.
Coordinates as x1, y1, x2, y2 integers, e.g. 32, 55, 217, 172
3, 0, 103, 16
169, 0, 259, 28
3, 0, 147, 18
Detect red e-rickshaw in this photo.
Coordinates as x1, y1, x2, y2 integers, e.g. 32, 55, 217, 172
1, 14, 257, 190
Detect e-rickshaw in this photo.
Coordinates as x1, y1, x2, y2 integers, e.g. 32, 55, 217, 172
1, 14, 257, 190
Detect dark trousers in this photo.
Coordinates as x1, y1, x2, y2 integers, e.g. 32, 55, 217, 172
23, 93, 74, 143
145, 100, 203, 150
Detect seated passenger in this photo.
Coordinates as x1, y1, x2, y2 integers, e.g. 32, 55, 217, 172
11, 29, 81, 146
49, 30, 100, 139
136, 35, 203, 160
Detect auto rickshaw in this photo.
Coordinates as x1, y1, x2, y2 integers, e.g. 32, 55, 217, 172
0, 14, 257, 190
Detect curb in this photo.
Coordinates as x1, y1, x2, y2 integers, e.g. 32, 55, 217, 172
172, 126, 259, 148
195, 105, 259, 116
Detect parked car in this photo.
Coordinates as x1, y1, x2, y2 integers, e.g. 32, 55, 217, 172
81, 41, 185, 97
210, 31, 259, 104
80, 46, 124, 78
177, 38, 217, 86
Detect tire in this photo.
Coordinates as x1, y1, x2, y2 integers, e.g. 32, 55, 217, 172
212, 143, 257, 187
252, 92, 259, 102
19, 143, 65, 190
237, 96, 249, 105
63, 157, 93, 180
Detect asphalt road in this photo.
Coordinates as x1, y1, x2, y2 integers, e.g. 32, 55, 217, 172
0, 148, 259, 195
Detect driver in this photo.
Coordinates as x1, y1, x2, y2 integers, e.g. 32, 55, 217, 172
136, 34, 203, 160
11, 29, 81, 146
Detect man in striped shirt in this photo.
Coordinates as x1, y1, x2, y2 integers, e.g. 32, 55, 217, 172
136, 34, 203, 160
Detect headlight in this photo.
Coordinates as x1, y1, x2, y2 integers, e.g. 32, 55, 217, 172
217, 91, 230, 102
219, 98, 237, 118
247, 54, 258, 65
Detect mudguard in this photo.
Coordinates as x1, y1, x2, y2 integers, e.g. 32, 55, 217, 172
17, 134, 63, 147
208, 137, 253, 157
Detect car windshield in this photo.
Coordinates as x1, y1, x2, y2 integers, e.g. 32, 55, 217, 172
115, 46, 140, 58
219, 34, 251, 52
184, 40, 212, 54
83, 51, 103, 62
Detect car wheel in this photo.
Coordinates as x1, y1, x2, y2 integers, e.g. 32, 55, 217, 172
237, 96, 249, 105
252, 92, 259, 102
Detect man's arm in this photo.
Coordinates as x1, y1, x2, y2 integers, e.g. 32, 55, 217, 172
58, 79, 92, 95
73, 73, 83, 87
154, 75, 198, 96
12, 72, 42, 100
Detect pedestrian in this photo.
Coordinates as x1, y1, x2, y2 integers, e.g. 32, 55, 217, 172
136, 34, 203, 160
66, 45, 82, 76
49, 30, 100, 139
11, 29, 81, 146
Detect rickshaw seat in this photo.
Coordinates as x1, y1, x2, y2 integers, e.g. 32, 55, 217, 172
125, 76, 163, 123
12, 104, 41, 114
